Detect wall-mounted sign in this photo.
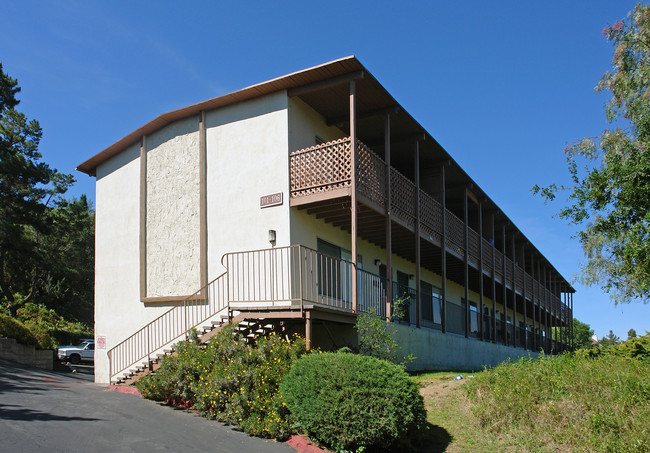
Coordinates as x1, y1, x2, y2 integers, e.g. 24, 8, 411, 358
260, 192, 283, 208
97, 335, 107, 349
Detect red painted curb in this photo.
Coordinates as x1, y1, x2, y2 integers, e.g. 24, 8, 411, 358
108, 384, 142, 397
286, 435, 326, 453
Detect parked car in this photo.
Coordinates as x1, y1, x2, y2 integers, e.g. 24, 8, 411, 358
57, 340, 94, 364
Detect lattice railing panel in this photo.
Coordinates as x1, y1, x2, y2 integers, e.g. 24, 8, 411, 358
445, 210, 465, 256
494, 249, 504, 279
356, 140, 386, 207
482, 239, 493, 273
290, 137, 352, 198
420, 191, 442, 243
391, 168, 416, 227
515, 266, 524, 293
468, 228, 480, 262
505, 257, 513, 283
525, 274, 533, 299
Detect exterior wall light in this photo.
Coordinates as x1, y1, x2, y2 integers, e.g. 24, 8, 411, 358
374, 259, 381, 266
268, 229, 276, 244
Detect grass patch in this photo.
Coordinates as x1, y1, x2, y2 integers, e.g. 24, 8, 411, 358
415, 371, 510, 452
465, 353, 650, 452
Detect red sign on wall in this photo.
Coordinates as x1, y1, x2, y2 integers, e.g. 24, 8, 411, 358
260, 192, 283, 208
97, 335, 106, 350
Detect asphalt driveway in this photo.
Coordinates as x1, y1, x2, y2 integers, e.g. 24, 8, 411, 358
0, 359, 293, 452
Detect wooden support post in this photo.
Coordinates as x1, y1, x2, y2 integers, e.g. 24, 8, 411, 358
511, 234, 516, 347
569, 293, 576, 350
479, 201, 484, 342
441, 164, 447, 334
551, 274, 555, 353
560, 291, 569, 349
532, 254, 536, 350
522, 244, 527, 350
545, 267, 550, 353
537, 260, 542, 352
464, 187, 470, 338
305, 311, 312, 351
385, 114, 392, 321
350, 80, 358, 313
491, 213, 496, 343
414, 141, 421, 328
502, 225, 507, 345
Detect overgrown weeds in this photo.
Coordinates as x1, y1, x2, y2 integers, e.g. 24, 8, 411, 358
465, 350, 650, 452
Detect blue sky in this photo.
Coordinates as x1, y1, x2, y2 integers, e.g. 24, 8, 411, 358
2, 1, 647, 339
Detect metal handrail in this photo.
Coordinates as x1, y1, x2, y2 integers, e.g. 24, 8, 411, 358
107, 271, 228, 382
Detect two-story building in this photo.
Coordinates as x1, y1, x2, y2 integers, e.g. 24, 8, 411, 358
77, 56, 575, 384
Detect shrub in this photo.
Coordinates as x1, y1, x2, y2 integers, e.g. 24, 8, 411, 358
0, 313, 53, 349
136, 336, 205, 404
22, 320, 54, 349
355, 310, 414, 366
0, 314, 39, 346
136, 324, 306, 439
280, 351, 427, 452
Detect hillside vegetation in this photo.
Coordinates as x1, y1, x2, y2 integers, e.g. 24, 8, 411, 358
417, 333, 650, 452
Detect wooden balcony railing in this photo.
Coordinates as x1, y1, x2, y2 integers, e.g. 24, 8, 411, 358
290, 137, 569, 314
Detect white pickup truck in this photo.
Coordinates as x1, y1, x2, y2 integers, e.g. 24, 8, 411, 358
57, 340, 94, 364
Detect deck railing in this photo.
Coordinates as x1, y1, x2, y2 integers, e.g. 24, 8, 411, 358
290, 137, 570, 316
109, 243, 568, 381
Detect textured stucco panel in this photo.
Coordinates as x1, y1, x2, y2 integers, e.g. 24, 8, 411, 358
95, 143, 173, 383
146, 117, 201, 297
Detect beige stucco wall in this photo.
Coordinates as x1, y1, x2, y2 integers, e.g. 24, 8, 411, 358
145, 117, 201, 297
205, 91, 291, 279
288, 97, 345, 152
94, 143, 170, 383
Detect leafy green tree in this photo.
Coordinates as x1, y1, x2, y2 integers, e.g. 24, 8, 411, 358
627, 328, 637, 339
573, 318, 595, 349
600, 330, 621, 347
532, 4, 650, 304
0, 62, 84, 318
38, 196, 95, 323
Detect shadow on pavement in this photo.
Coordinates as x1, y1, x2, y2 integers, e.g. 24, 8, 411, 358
0, 403, 100, 422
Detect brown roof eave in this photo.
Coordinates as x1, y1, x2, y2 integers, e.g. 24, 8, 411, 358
77, 55, 363, 175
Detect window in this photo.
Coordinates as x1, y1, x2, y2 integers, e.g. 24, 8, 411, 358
421, 281, 442, 325
316, 239, 362, 303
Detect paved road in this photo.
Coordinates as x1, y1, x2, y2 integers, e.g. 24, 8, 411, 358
0, 359, 293, 452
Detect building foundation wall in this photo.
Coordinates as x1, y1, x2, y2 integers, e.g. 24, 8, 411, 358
390, 323, 538, 371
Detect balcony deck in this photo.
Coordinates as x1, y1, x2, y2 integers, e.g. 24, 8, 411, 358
290, 137, 571, 321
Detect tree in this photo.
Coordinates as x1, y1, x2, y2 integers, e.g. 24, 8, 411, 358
600, 330, 621, 347
0, 62, 76, 317
627, 328, 637, 339
573, 318, 595, 349
532, 4, 650, 304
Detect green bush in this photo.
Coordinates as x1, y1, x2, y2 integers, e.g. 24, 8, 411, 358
136, 336, 205, 404
136, 324, 306, 439
0, 314, 39, 346
0, 313, 53, 349
280, 351, 427, 452
466, 353, 650, 452
22, 320, 54, 349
